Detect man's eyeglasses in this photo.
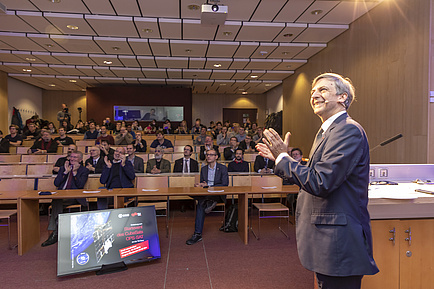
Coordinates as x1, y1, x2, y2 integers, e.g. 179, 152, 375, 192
206, 154, 217, 156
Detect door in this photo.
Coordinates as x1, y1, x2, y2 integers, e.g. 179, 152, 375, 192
222, 108, 257, 126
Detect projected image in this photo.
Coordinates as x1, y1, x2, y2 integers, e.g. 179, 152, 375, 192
114, 106, 184, 122
93, 221, 114, 263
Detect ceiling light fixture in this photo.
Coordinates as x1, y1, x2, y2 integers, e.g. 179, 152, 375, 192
192, 74, 198, 77
286, 65, 292, 68
48, 84, 56, 87
66, 25, 79, 30
45, 44, 53, 48
188, 4, 200, 10
50, 0, 61, 3
265, 84, 272, 87
238, 88, 245, 91
283, 33, 293, 37
311, 10, 323, 15
142, 28, 153, 33
112, 47, 120, 51
222, 31, 232, 36
242, 91, 248, 94
259, 51, 268, 56
69, 79, 77, 83
185, 49, 192, 53
22, 69, 32, 72
25, 58, 36, 62
214, 64, 222, 68
282, 52, 289, 55
250, 75, 258, 78
103, 60, 112, 65
219, 83, 226, 86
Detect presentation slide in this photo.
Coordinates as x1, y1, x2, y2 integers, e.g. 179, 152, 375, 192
114, 106, 184, 122
57, 206, 161, 276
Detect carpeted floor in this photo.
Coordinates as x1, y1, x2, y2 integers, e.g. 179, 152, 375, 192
0, 209, 313, 288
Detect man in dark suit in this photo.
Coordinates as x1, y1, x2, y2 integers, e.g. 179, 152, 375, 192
41, 151, 89, 247
85, 146, 105, 174
186, 148, 229, 245
253, 155, 275, 173
223, 136, 239, 160
290, 148, 307, 165
173, 145, 199, 173
199, 135, 220, 161
257, 73, 378, 288
126, 144, 144, 173
228, 148, 250, 172
98, 147, 136, 209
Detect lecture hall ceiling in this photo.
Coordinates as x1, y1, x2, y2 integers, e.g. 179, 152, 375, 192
0, 0, 381, 94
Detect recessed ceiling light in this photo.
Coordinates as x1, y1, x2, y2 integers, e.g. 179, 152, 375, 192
49, 84, 56, 87
50, 0, 61, 3
286, 65, 292, 68
192, 74, 198, 77
103, 60, 113, 65
222, 31, 232, 36
25, 58, 36, 62
219, 83, 226, 86
142, 28, 153, 33
265, 84, 272, 87
250, 75, 258, 78
283, 33, 293, 38
69, 79, 77, 83
282, 51, 289, 55
242, 91, 248, 94
238, 88, 245, 91
66, 25, 79, 30
45, 44, 54, 48
188, 4, 200, 10
311, 10, 323, 15
214, 64, 222, 68
185, 49, 192, 53
22, 69, 32, 72
259, 51, 268, 56
112, 47, 120, 51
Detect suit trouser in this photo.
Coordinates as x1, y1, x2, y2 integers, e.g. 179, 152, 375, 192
47, 198, 87, 231
316, 273, 363, 289
193, 195, 225, 234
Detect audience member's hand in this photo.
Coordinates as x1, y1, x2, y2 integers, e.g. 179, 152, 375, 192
151, 165, 160, 174
120, 153, 126, 166
86, 163, 95, 172
64, 160, 71, 174
104, 156, 112, 168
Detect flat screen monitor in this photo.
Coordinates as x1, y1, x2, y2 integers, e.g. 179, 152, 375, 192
113, 105, 184, 121
57, 206, 161, 276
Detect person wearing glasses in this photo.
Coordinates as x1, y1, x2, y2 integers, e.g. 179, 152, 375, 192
186, 148, 228, 245
146, 146, 171, 174
173, 145, 199, 173
257, 73, 378, 288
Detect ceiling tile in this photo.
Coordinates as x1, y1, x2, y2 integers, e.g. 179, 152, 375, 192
207, 41, 239, 58
209, 70, 236, 80
82, 0, 116, 15
48, 65, 85, 76
229, 59, 249, 70
94, 77, 126, 84
250, 0, 287, 22
204, 58, 233, 70
236, 22, 285, 42
51, 52, 96, 65
167, 69, 182, 78
274, 0, 315, 23
251, 43, 278, 59
138, 78, 167, 85
170, 40, 208, 57
141, 68, 168, 78
27, 34, 67, 52
30, 52, 65, 64
11, 51, 49, 64
137, 0, 179, 18
273, 59, 307, 70
30, 0, 90, 14
296, 1, 339, 23
166, 79, 193, 85
188, 58, 206, 69
134, 17, 160, 39
137, 56, 156, 68
244, 59, 280, 70
268, 43, 307, 59
85, 15, 139, 37
0, 13, 39, 33
183, 19, 218, 40
215, 21, 242, 41
233, 42, 259, 58
110, 67, 144, 78
259, 70, 293, 80
319, 1, 380, 25
93, 37, 133, 55
225, 0, 261, 21
273, 23, 308, 42
89, 54, 123, 67
0, 0, 39, 11
149, 39, 171, 56
293, 24, 348, 43
0, 50, 27, 62
118, 55, 140, 67
50, 35, 104, 53
128, 38, 152, 55
293, 43, 326, 59
232, 70, 252, 80
123, 78, 141, 84
183, 69, 212, 79
159, 18, 182, 40
93, 66, 117, 77
76, 66, 102, 77
155, 57, 188, 69
111, 0, 142, 17
0, 32, 45, 51
44, 12, 96, 36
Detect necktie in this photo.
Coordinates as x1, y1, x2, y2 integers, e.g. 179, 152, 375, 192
265, 158, 269, 168
309, 128, 324, 159
65, 170, 73, 189
93, 159, 97, 166
184, 159, 188, 173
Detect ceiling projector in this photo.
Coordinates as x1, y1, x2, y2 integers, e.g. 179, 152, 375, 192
201, 4, 228, 25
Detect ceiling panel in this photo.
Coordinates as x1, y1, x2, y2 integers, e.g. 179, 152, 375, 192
82, 0, 116, 15
273, 24, 308, 42
166, 69, 182, 79
123, 78, 141, 84
138, 78, 167, 85
232, 70, 252, 80
76, 66, 102, 77
30, 52, 65, 65
48, 65, 85, 76
244, 59, 280, 70
11, 51, 49, 64
0, 32, 46, 51
274, 0, 315, 23
111, 0, 142, 17
209, 70, 236, 80
44, 13, 96, 36
268, 43, 307, 59
128, 38, 152, 55
93, 37, 134, 55
155, 57, 188, 69
0, 50, 27, 62
236, 22, 285, 42
27, 34, 67, 52
183, 69, 212, 79
273, 59, 307, 70
296, 1, 338, 23
259, 70, 293, 80
293, 43, 327, 59
149, 39, 170, 56
136, 56, 157, 68
319, 1, 380, 25
51, 53, 96, 65
93, 67, 117, 77
229, 59, 249, 70
293, 24, 348, 43
137, 0, 179, 18
134, 18, 161, 39
250, 0, 287, 22
251, 43, 279, 59
215, 21, 242, 41
118, 56, 140, 68
188, 58, 206, 69
141, 68, 168, 78
30, 0, 90, 14
89, 54, 123, 67
226, 0, 261, 21
0, 0, 38, 11
183, 20, 218, 40
85, 15, 139, 37
94, 77, 126, 84
204, 58, 233, 70
233, 42, 259, 58
0, 13, 38, 33
207, 41, 239, 58
159, 19, 182, 39
110, 67, 144, 78
17, 11, 62, 35
170, 40, 208, 57
50, 35, 104, 53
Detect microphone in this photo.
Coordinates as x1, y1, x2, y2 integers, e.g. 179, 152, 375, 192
370, 133, 403, 152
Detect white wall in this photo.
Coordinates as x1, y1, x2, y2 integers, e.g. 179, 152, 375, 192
265, 84, 283, 115
8, 77, 43, 126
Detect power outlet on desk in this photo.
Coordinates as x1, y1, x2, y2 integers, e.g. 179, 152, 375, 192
369, 169, 375, 178
379, 169, 388, 178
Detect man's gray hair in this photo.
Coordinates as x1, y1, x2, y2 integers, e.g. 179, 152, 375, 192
312, 73, 355, 110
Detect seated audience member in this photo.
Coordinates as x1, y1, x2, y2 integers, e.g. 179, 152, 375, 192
132, 120, 142, 131
115, 126, 133, 145
99, 139, 115, 160
228, 149, 250, 172
175, 120, 189, 134
236, 127, 247, 142
54, 127, 75, 146
191, 118, 204, 134
173, 145, 199, 173
228, 122, 240, 139
23, 123, 41, 140
126, 124, 136, 139
84, 121, 98, 139
146, 146, 171, 174
134, 131, 147, 152
85, 146, 105, 174
216, 126, 230, 146
60, 120, 73, 132
126, 144, 144, 173
254, 155, 275, 174
144, 120, 157, 134
149, 131, 174, 153
47, 122, 57, 134
194, 126, 208, 146
103, 117, 116, 131
5, 125, 23, 146
253, 127, 264, 144
74, 121, 86, 134
162, 119, 173, 134
212, 121, 223, 139
41, 151, 89, 247
114, 122, 122, 135
291, 148, 307, 165
238, 134, 256, 153
98, 147, 136, 209
223, 136, 239, 160
53, 144, 77, 174
96, 125, 114, 145
29, 130, 58, 154
250, 122, 258, 134
142, 108, 157, 121
199, 135, 220, 161
186, 148, 228, 245
0, 130, 10, 153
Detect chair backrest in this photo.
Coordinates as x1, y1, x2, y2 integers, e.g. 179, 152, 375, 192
135, 153, 149, 162
232, 175, 252, 186
243, 153, 258, 162
173, 145, 186, 153
0, 164, 27, 176
21, 154, 47, 163
27, 164, 53, 175
175, 134, 194, 140
16, 147, 30, 154
0, 155, 21, 163
0, 178, 34, 191
251, 175, 283, 187
174, 139, 193, 146
37, 178, 57, 191
169, 175, 197, 187
84, 176, 102, 190
76, 140, 96, 147
47, 154, 66, 163
136, 176, 168, 189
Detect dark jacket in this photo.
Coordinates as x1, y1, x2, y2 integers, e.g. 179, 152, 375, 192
199, 145, 220, 161
100, 160, 135, 189
84, 156, 105, 174
173, 157, 199, 173
54, 165, 89, 189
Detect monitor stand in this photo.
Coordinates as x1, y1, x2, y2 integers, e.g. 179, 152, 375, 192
96, 262, 128, 275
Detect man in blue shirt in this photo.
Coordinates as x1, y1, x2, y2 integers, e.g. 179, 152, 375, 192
84, 121, 98, 139
186, 148, 229, 245
149, 130, 174, 153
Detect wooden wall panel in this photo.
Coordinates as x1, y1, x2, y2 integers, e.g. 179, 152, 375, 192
282, 0, 430, 164
42, 90, 86, 126
0, 71, 8, 134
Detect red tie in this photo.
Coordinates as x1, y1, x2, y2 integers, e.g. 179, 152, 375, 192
65, 170, 73, 189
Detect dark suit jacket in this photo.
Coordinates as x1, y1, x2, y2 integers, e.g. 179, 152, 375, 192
173, 157, 199, 173
54, 165, 89, 189
223, 146, 239, 160
275, 113, 378, 276
0, 138, 10, 153
100, 160, 135, 189
199, 145, 220, 161
130, 155, 145, 173
146, 158, 171, 173
84, 156, 105, 174
200, 163, 229, 203
253, 155, 275, 172
238, 140, 256, 151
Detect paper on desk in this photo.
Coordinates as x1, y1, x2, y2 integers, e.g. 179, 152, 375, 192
142, 189, 159, 192
38, 191, 57, 195
262, 186, 277, 189
82, 190, 101, 194
368, 183, 425, 199
208, 189, 224, 193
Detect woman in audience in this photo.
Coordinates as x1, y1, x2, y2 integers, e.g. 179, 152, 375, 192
61, 120, 73, 132
175, 120, 189, 134
134, 131, 147, 152
132, 120, 143, 131
47, 122, 57, 134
